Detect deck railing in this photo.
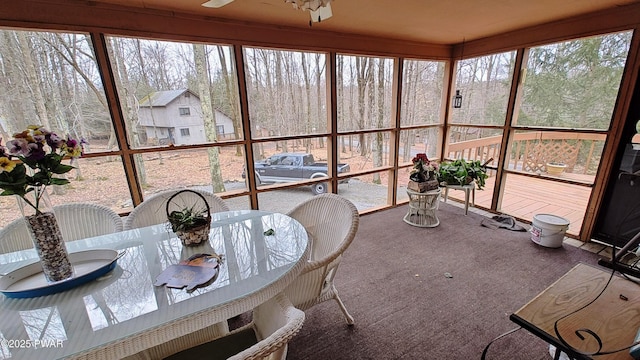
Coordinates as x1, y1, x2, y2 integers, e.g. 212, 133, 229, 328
446, 131, 606, 175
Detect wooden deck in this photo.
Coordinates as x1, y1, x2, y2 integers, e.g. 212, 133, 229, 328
445, 174, 593, 236
440, 131, 606, 237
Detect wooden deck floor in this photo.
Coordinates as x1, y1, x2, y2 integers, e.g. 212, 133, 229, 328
445, 173, 593, 236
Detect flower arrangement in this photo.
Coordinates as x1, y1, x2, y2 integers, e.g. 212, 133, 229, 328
409, 153, 439, 183
0, 125, 84, 215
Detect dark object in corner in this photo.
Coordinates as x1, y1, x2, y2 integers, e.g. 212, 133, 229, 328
481, 215, 526, 232
598, 229, 640, 278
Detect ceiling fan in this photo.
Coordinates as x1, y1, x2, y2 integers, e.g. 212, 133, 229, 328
201, 0, 333, 23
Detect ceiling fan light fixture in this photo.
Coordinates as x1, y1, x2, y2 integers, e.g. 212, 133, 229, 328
284, 0, 334, 22
201, 0, 234, 8
310, 3, 332, 22
284, 0, 332, 11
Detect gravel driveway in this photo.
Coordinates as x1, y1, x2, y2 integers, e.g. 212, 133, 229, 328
218, 179, 408, 214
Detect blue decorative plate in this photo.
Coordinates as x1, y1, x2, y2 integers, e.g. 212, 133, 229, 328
0, 249, 121, 299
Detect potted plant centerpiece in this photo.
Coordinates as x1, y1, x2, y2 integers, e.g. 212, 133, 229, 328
408, 153, 439, 192
438, 158, 489, 190
166, 190, 211, 246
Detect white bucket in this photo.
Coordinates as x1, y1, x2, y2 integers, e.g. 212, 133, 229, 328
530, 214, 569, 248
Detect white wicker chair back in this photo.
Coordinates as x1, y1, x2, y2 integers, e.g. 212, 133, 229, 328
229, 293, 305, 360
54, 203, 123, 241
0, 217, 33, 254
123, 188, 229, 230
283, 193, 359, 325
162, 293, 305, 360
0, 203, 123, 253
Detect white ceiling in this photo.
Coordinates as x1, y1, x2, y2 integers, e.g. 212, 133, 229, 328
92, 0, 639, 44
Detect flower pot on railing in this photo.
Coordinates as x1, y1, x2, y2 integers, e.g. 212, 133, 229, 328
546, 162, 566, 176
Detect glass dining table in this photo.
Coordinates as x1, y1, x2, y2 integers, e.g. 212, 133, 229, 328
0, 210, 310, 360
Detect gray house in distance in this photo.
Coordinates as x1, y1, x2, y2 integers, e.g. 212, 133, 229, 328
138, 89, 234, 145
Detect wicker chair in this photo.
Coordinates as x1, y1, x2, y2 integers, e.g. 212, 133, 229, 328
54, 203, 123, 241
123, 188, 229, 230
163, 293, 305, 360
0, 217, 33, 254
283, 193, 359, 325
0, 203, 123, 254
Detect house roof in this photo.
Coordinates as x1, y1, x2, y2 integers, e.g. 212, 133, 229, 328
139, 89, 197, 108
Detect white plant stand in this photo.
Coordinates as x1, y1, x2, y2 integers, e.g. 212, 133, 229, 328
442, 183, 475, 215
403, 188, 441, 227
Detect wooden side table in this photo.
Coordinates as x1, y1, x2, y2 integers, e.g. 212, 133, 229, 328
510, 263, 640, 360
442, 183, 475, 215
403, 188, 441, 227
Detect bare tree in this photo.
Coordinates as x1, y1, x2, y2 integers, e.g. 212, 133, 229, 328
108, 38, 147, 186
17, 32, 51, 130
301, 52, 312, 152
315, 53, 325, 149
215, 46, 242, 155
193, 44, 224, 193
356, 57, 371, 156
372, 58, 386, 183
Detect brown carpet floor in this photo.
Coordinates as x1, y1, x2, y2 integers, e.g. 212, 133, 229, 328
285, 202, 601, 360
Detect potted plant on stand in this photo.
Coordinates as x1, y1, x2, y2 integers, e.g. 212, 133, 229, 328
438, 158, 489, 190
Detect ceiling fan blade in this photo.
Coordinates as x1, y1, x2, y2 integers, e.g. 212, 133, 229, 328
202, 0, 234, 8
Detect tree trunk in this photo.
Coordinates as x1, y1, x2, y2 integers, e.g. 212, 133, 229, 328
18, 31, 51, 130
356, 57, 370, 156
216, 46, 243, 156
301, 52, 312, 152
316, 53, 325, 149
107, 38, 147, 187
193, 44, 225, 193
372, 59, 385, 184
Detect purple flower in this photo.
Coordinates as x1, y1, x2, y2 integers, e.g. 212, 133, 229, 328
6, 138, 30, 156
46, 133, 65, 149
32, 132, 46, 143
60, 136, 83, 158
25, 143, 45, 161
1, 125, 83, 215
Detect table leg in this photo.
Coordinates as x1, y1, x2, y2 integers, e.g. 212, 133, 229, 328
464, 188, 470, 215
554, 348, 561, 360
